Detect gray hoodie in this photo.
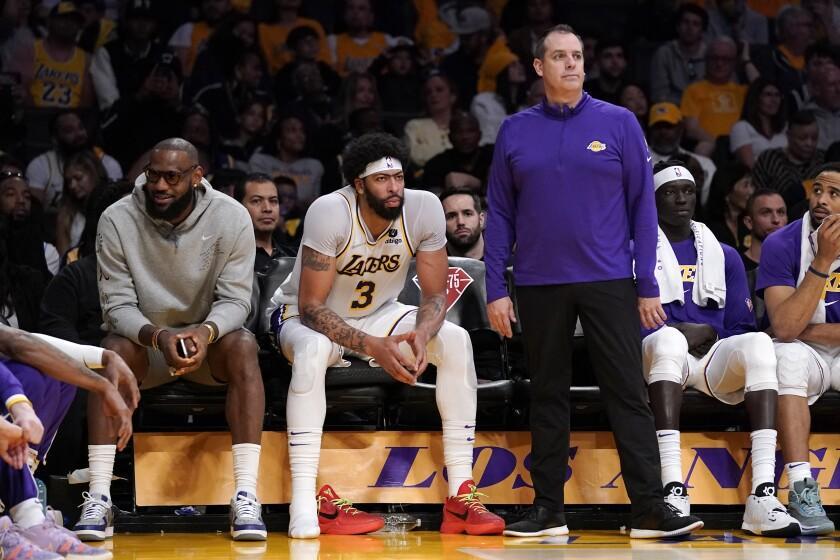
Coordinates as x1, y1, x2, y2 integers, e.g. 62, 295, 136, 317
97, 177, 255, 343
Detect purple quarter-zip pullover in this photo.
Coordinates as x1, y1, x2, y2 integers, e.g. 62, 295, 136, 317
484, 93, 660, 302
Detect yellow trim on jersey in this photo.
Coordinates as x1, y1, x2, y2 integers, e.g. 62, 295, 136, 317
386, 308, 417, 336
335, 191, 355, 258
399, 210, 415, 256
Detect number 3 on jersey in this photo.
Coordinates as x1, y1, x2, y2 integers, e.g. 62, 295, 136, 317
351, 281, 375, 309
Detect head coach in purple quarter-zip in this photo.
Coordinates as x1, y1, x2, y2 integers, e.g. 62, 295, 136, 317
484, 24, 704, 539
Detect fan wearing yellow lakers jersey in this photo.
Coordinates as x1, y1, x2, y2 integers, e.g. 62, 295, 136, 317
267, 133, 504, 539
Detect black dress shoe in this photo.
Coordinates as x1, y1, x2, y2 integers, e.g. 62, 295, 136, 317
630, 502, 704, 539
503, 506, 568, 537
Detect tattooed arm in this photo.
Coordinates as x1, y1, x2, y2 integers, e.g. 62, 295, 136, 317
297, 245, 417, 384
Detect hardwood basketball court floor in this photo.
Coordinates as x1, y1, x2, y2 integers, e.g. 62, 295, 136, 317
98, 530, 840, 559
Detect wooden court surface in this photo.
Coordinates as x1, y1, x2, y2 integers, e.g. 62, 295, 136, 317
101, 530, 840, 559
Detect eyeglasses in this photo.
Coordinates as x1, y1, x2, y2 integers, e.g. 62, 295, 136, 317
144, 165, 197, 186
0, 170, 24, 181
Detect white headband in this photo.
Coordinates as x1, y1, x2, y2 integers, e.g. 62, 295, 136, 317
359, 156, 403, 178
654, 165, 695, 190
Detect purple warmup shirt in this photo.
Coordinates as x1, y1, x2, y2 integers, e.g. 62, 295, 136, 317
484, 93, 660, 303
643, 238, 755, 339
757, 217, 840, 323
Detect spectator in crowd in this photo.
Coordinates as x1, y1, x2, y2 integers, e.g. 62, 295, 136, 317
681, 37, 748, 157
526, 77, 545, 106
0, 169, 58, 277
0, 0, 34, 71
619, 82, 651, 133
705, 162, 754, 249
187, 14, 261, 99
647, 102, 716, 207
471, 52, 528, 145
77, 138, 266, 543
37, 180, 132, 478
0, 324, 135, 558
758, 164, 840, 536
56, 151, 107, 258
706, 0, 768, 45
192, 48, 270, 140
731, 79, 789, 168
440, 187, 485, 260
791, 42, 838, 110
285, 61, 338, 141
274, 174, 302, 241
220, 98, 270, 169
439, 5, 492, 110
752, 6, 815, 101
90, 0, 165, 111
77, 0, 117, 52
234, 172, 296, 273
0, 234, 45, 332
328, 0, 397, 76
584, 39, 628, 105
371, 43, 425, 130
258, 0, 329, 75
803, 63, 840, 150
168, 0, 232, 77
485, 24, 702, 539
803, 0, 840, 45
207, 167, 246, 198
650, 3, 708, 104
742, 188, 787, 271
334, 71, 382, 131
26, 111, 123, 217
249, 113, 324, 208
641, 161, 797, 537
752, 109, 824, 210
405, 73, 457, 168
179, 106, 228, 174
102, 49, 183, 169
8, 2, 93, 109
423, 111, 493, 194
506, 0, 555, 79
274, 24, 341, 105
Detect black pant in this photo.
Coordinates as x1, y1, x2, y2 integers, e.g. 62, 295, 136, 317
517, 279, 663, 517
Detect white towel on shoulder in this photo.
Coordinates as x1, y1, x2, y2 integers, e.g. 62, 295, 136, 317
655, 221, 727, 307
796, 212, 840, 324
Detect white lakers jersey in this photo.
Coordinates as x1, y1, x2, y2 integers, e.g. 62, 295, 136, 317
270, 185, 446, 320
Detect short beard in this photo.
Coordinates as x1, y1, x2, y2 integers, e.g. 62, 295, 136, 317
144, 186, 195, 221
447, 229, 481, 252
364, 184, 403, 221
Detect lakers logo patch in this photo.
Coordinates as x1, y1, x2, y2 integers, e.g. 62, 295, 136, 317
586, 141, 607, 152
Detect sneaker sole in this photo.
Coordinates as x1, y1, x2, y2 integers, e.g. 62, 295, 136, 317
74, 527, 114, 542
741, 522, 801, 538
629, 520, 704, 539
503, 525, 569, 537
440, 520, 505, 535
230, 528, 268, 541
798, 521, 835, 536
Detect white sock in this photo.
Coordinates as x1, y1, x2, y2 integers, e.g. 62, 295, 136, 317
785, 461, 812, 485
88, 445, 116, 498
656, 430, 682, 485
11, 498, 45, 529
287, 429, 322, 538
232, 443, 261, 498
442, 420, 474, 496
749, 429, 777, 493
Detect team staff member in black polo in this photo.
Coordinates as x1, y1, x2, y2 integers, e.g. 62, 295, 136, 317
484, 24, 704, 538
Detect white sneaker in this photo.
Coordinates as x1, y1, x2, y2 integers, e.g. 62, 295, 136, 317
741, 484, 801, 538
663, 482, 690, 517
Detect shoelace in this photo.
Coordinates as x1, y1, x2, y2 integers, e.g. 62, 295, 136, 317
78, 492, 108, 521
319, 496, 361, 516
455, 485, 490, 513
797, 485, 826, 516
234, 494, 260, 520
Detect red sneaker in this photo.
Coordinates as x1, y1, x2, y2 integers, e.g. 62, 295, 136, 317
317, 485, 385, 535
441, 480, 505, 535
